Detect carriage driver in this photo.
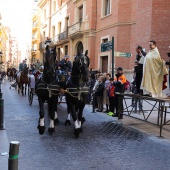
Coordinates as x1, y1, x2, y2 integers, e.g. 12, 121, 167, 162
59, 55, 72, 75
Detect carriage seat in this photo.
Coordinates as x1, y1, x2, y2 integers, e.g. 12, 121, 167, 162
56, 70, 68, 89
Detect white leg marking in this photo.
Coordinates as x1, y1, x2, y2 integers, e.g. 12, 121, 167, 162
40, 118, 44, 126
74, 120, 80, 129
50, 119, 54, 128
67, 113, 71, 120
54, 111, 58, 119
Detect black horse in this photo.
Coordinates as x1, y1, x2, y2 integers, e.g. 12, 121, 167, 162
36, 46, 60, 135
65, 51, 89, 138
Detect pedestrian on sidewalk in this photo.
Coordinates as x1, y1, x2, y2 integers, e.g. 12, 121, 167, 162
95, 76, 105, 112
134, 45, 146, 94
107, 77, 115, 116
112, 67, 127, 119
103, 73, 111, 113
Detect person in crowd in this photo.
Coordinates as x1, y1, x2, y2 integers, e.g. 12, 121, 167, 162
103, 73, 111, 113
19, 60, 27, 71
95, 76, 105, 112
107, 77, 115, 116
34, 59, 42, 70
92, 74, 100, 109
59, 55, 72, 74
28, 69, 35, 93
141, 40, 168, 97
134, 46, 146, 94
30, 64, 36, 71
112, 67, 127, 119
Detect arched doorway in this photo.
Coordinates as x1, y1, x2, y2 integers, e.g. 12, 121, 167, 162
76, 41, 84, 54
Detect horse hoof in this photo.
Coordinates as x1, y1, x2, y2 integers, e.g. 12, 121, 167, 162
38, 125, 45, 135
65, 120, 71, 126
81, 117, 86, 125
54, 118, 59, 126
48, 127, 55, 134
74, 128, 80, 138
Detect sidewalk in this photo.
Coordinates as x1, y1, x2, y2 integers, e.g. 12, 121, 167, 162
0, 130, 9, 170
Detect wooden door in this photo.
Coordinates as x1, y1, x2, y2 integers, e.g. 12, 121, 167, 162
102, 56, 108, 73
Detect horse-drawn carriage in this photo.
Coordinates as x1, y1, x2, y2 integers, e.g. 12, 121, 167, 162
28, 47, 90, 138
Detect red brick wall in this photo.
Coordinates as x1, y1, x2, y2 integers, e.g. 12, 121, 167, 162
151, 0, 170, 60
66, 0, 170, 71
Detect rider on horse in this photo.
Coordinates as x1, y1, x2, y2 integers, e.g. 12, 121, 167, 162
12, 60, 27, 87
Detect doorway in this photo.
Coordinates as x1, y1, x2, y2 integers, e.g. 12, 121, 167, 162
102, 56, 108, 73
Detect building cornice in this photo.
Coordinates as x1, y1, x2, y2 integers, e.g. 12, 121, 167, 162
96, 21, 136, 33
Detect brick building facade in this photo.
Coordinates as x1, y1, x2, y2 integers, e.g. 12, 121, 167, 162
38, 0, 170, 74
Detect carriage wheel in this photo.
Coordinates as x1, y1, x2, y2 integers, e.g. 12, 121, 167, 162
28, 90, 33, 105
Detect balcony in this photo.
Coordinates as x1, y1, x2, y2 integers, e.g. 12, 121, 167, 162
59, 30, 68, 41
68, 22, 82, 37
51, 35, 59, 44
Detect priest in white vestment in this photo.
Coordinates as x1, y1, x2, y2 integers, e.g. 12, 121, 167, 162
141, 40, 168, 97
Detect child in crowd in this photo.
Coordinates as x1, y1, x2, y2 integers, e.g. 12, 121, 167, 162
107, 78, 115, 116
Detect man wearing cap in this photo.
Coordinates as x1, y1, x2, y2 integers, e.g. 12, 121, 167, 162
113, 67, 127, 119
59, 55, 72, 74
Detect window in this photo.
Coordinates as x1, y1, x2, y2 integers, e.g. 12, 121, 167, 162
79, 6, 83, 22
102, 38, 108, 43
52, 26, 55, 37
58, 22, 61, 34
103, 0, 111, 16
65, 45, 68, 55
57, 48, 60, 60
43, 31, 46, 41
58, 0, 62, 7
44, 9, 46, 20
53, 1, 56, 13
65, 17, 69, 30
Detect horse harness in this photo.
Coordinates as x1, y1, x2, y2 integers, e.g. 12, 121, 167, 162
36, 77, 60, 97
64, 79, 89, 100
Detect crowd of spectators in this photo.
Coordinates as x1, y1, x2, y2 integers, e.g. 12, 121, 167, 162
89, 67, 127, 119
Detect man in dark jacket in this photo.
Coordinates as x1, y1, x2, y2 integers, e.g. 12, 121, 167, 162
134, 46, 146, 94
59, 55, 72, 74
113, 67, 127, 119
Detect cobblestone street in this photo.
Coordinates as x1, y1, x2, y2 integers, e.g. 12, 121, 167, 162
1, 81, 170, 170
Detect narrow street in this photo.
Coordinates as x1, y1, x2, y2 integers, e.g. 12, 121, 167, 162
1, 80, 170, 170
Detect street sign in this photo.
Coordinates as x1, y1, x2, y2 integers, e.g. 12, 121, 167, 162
101, 41, 112, 52
114, 52, 132, 58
